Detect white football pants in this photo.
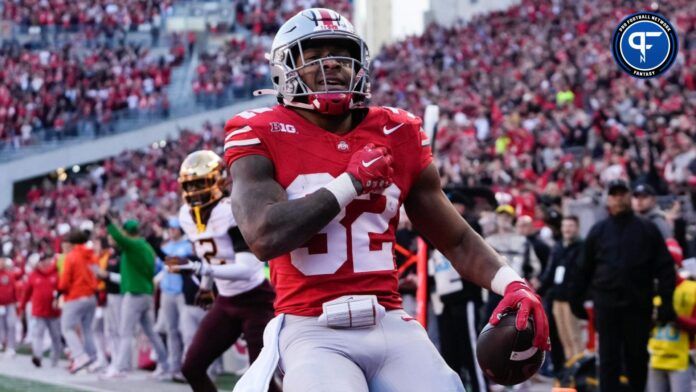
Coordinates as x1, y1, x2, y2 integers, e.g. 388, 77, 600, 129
279, 309, 465, 392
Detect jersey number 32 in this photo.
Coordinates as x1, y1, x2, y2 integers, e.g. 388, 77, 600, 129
287, 173, 401, 276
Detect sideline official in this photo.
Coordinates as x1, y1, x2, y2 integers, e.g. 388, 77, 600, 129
571, 179, 676, 392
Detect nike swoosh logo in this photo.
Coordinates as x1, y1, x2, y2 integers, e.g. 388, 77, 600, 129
383, 123, 404, 135
362, 157, 381, 167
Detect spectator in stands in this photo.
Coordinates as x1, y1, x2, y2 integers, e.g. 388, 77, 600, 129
516, 215, 551, 281
2, 0, 172, 32
0, 39, 176, 150
539, 215, 585, 364
571, 179, 677, 392
0, 257, 18, 358
19, 253, 62, 368
192, 36, 268, 104
103, 215, 170, 380
58, 228, 99, 373
632, 183, 673, 239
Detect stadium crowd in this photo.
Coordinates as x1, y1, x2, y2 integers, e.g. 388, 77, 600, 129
0, 0, 694, 390
371, 0, 696, 198
234, 0, 351, 36
2, 0, 172, 30
191, 0, 352, 107
0, 40, 177, 149
0, 124, 221, 378
193, 36, 269, 107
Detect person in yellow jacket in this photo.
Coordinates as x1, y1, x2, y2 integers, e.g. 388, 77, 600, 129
648, 239, 694, 392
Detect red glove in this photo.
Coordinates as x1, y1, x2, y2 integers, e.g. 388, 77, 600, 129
346, 143, 394, 194
489, 281, 550, 351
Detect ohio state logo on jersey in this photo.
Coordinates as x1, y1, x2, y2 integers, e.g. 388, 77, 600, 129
337, 140, 350, 152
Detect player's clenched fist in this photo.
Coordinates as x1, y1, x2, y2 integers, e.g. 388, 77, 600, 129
346, 143, 394, 194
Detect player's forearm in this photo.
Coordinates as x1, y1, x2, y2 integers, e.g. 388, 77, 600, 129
444, 228, 508, 291
206, 263, 256, 281
248, 189, 341, 260
231, 155, 360, 260
107, 223, 134, 249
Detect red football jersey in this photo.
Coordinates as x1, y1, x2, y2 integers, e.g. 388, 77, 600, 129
224, 105, 432, 316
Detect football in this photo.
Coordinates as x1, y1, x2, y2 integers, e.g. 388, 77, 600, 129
476, 311, 545, 386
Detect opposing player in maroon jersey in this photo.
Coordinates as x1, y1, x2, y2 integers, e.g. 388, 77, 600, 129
172, 151, 277, 392
225, 8, 550, 392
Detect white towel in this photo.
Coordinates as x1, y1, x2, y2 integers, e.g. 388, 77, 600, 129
232, 314, 285, 392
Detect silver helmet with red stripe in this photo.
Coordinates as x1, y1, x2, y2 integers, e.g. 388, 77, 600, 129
267, 8, 371, 115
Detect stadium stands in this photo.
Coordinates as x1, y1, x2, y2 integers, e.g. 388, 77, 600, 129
2, 0, 172, 30
1, 0, 694, 278
370, 0, 695, 199
0, 40, 176, 150
192, 36, 268, 107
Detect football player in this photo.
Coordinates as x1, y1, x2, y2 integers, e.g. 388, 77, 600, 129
169, 150, 276, 392
225, 8, 550, 392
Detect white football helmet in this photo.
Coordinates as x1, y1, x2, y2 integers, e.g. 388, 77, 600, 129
263, 8, 371, 115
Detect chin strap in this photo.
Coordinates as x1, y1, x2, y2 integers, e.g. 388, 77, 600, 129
193, 206, 206, 234
258, 89, 369, 116
308, 92, 353, 115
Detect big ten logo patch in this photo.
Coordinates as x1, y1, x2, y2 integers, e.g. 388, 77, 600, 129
270, 122, 297, 134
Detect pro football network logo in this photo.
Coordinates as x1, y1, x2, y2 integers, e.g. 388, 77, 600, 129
612, 12, 678, 78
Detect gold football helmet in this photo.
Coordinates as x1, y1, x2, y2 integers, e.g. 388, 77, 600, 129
178, 150, 227, 209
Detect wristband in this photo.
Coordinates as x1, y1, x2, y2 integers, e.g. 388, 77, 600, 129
491, 265, 524, 296
198, 262, 212, 277
323, 173, 358, 209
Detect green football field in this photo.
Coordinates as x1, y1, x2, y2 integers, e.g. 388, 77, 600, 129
0, 374, 80, 392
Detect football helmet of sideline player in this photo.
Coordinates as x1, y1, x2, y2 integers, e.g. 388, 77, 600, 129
173, 150, 276, 391
178, 150, 228, 233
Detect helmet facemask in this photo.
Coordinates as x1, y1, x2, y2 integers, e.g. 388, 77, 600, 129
179, 173, 224, 209
271, 34, 371, 115
178, 150, 227, 211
